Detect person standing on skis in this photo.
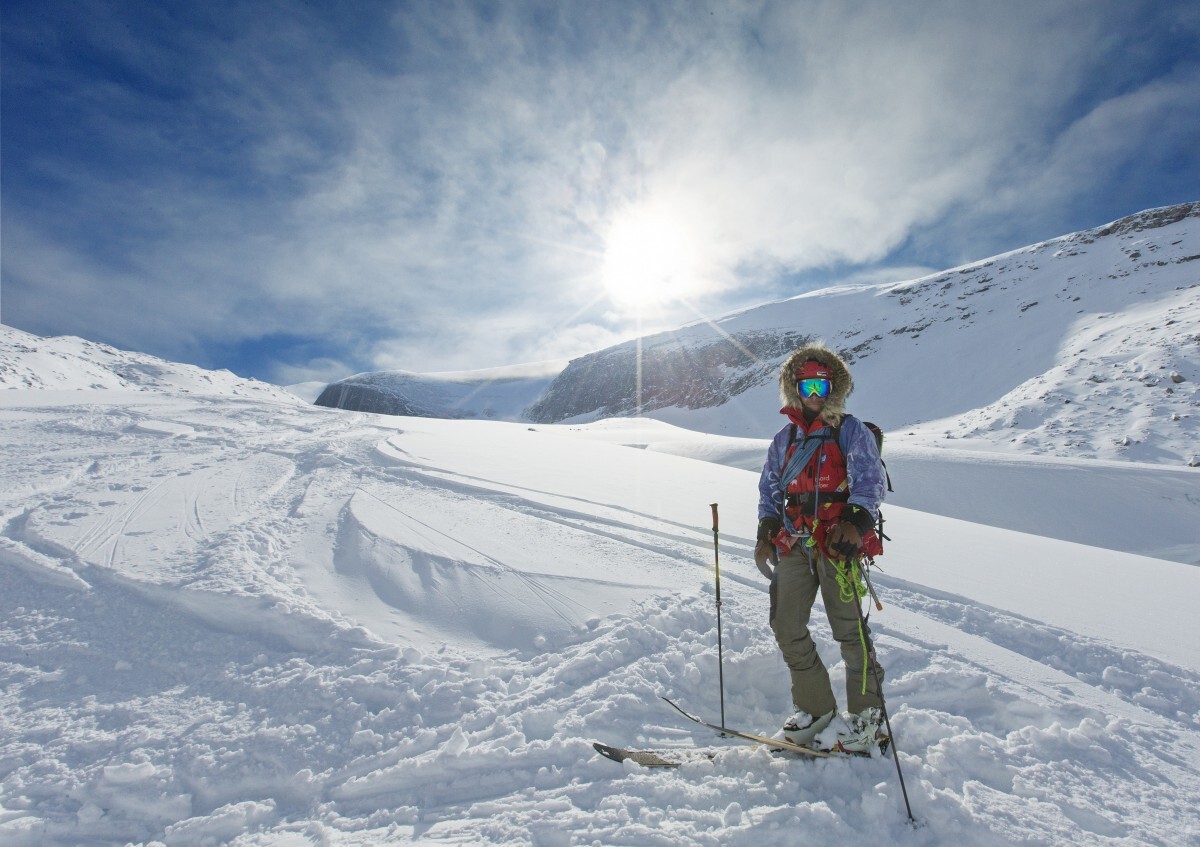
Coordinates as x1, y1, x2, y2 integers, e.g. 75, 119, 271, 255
754, 343, 889, 753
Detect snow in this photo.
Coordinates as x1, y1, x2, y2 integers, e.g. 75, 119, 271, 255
3, 322, 1199, 846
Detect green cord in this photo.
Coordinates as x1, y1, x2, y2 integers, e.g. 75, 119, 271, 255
830, 556, 866, 605
855, 616, 869, 696
830, 556, 871, 697
809, 520, 873, 696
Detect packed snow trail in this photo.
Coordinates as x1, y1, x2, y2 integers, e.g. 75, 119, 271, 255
2, 389, 1200, 845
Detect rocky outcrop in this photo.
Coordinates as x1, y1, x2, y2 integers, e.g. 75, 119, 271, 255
526, 329, 812, 422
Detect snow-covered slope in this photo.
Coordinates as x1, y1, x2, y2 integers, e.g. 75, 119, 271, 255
558, 417, 1200, 565
2, 334, 1199, 844
533, 202, 1200, 467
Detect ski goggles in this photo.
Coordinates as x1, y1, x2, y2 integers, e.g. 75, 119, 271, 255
797, 377, 831, 398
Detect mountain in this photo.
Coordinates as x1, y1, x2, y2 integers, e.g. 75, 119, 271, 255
0, 325, 302, 405
529, 201, 1199, 465
314, 361, 563, 420
314, 202, 1199, 467
2, 332, 1199, 845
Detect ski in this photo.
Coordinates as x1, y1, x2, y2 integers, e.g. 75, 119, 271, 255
593, 699, 886, 771
662, 697, 884, 758
592, 740, 823, 768
661, 696, 838, 758
592, 742, 717, 768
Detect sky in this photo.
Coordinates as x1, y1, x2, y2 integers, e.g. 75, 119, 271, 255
2, 0, 1199, 386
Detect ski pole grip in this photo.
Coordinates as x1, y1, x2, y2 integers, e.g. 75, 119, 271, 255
710, 503, 719, 532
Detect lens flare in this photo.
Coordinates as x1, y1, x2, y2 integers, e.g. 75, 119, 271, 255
600, 210, 697, 310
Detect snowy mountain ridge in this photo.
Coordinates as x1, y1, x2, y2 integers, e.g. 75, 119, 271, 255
0, 325, 302, 405
318, 201, 1200, 467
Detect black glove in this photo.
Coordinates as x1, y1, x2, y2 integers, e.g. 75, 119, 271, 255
757, 517, 783, 543
825, 521, 862, 559
841, 504, 875, 536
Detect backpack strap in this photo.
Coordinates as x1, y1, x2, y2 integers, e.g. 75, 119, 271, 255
777, 421, 836, 534
835, 415, 893, 543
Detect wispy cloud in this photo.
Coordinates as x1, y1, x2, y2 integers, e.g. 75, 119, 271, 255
3, 0, 1197, 383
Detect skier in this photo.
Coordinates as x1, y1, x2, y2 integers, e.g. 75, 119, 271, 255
754, 344, 889, 753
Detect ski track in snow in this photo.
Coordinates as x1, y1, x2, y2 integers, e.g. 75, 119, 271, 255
2, 391, 1200, 846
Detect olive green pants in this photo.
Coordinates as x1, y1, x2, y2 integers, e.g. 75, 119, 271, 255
769, 544, 884, 717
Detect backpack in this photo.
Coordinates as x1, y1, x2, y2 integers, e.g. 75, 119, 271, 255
844, 419, 892, 494
839, 417, 891, 556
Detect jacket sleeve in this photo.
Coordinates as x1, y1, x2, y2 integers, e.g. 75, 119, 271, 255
757, 427, 789, 521
841, 416, 886, 520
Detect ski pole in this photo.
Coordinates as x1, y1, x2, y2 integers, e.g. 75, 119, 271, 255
850, 561, 916, 825
710, 503, 726, 731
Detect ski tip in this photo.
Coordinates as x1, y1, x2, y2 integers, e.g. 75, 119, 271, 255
592, 741, 624, 763
591, 742, 689, 769
660, 696, 694, 719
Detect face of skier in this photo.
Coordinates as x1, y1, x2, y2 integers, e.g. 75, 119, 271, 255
800, 388, 827, 415
795, 360, 832, 415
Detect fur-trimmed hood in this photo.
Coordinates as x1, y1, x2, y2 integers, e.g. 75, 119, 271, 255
778, 343, 853, 425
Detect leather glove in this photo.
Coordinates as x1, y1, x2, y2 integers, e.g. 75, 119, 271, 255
757, 516, 782, 542
753, 539, 777, 580
754, 517, 782, 579
825, 521, 862, 559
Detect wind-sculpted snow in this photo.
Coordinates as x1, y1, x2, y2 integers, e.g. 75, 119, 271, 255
3, 379, 1200, 845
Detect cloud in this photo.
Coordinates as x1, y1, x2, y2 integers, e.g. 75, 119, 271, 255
3, 0, 1197, 381
1001, 65, 1200, 214
598, 3, 1114, 283
269, 356, 357, 387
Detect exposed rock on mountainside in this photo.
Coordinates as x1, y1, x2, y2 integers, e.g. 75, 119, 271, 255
525, 330, 812, 422
316, 374, 465, 419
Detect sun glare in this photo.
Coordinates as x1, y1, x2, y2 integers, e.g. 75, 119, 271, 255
601, 211, 698, 311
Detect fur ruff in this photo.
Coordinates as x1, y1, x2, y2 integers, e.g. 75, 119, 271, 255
778, 343, 854, 426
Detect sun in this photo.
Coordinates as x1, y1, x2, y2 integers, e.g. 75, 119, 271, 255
600, 209, 698, 311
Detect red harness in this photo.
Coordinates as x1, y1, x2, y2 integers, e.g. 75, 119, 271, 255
777, 411, 883, 560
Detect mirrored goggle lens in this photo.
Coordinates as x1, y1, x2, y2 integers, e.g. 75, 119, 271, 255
798, 378, 831, 398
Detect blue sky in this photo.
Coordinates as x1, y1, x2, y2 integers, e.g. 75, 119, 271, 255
3, 0, 1198, 386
